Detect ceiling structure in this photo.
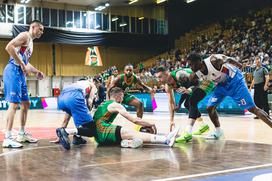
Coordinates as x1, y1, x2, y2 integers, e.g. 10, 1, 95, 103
39, 0, 161, 7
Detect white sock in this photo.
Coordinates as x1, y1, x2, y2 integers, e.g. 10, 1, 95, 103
19, 127, 25, 135
150, 135, 167, 144
202, 119, 208, 125
215, 127, 221, 133
186, 125, 193, 134
5, 131, 12, 139
65, 128, 78, 135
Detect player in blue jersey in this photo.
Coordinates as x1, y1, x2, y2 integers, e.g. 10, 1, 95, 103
2, 20, 44, 148
187, 53, 272, 139
52, 78, 97, 147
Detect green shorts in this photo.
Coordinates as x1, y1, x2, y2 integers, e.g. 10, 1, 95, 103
122, 93, 137, 105
95, 121, 122, 145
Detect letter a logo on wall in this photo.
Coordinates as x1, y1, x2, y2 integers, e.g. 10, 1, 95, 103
85, 46, 103, 66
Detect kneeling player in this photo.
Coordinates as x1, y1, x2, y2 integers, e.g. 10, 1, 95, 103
57, 87, 179, 149
53, 78, 97, 147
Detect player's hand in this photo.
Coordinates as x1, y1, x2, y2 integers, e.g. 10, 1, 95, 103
170, 122, 175, 132
20, 63, 28, 75
36, 71, 44, 80
175, 105, 181, 111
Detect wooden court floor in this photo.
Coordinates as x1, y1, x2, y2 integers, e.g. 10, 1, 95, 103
0, 110, 272, 181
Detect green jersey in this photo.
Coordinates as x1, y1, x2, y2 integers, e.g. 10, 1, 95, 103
170, 68, 214, 93
94, 100, 118, 124
118, 74, 138, 92
170, 68, 193, 88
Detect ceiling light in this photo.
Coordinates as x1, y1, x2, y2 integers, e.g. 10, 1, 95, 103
185, 0, 196, 3
156, 0, 167, 4
95, 6, 106, 11
111, 17, 118, 22
105, 3, 110, 7
128, 0, 138, 5
138, 17, 144, 20
119, 23, 127, 27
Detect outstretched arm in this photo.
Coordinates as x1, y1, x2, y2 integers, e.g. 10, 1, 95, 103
26, 63, 44, 80
165, 84, 175, 131
108, 102, 155, 127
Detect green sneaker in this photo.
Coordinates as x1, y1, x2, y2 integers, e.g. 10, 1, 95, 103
176, 132, 192, 143
193, 124, 210, 135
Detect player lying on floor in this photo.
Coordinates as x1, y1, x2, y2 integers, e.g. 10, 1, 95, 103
56, 87, 179, 150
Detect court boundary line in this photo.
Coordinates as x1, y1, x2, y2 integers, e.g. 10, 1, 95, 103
152, 163, 272, 181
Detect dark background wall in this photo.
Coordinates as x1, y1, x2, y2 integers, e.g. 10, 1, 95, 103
166, 0, 272, 48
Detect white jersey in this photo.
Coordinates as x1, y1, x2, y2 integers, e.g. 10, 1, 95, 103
63, 80, 91, 97
195, 54, 237, 84
9, 33, 33, 66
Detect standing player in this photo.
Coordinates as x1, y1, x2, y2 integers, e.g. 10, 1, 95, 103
51, 78, 97, 145
109, 64, 154, 118
156, 67, 213, 139
3, 20, 44, 148
56, 87, 179, 150
187, 53, 272, 139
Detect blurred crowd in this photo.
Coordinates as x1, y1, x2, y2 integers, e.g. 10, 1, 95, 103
95, 8, 272, 92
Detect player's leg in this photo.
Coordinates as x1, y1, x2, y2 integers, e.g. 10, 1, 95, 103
120, 126, 180, 148
124, 94, 143, 118
205, 86, 225, 139
190, 89, 209, 135
176, 95, 193, 142
2, 65, 23, 148
231, 79, 272, 128
17, 77, 38, 143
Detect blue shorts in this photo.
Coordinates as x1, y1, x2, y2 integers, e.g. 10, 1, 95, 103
3, 63, 29, 103
57, 88, 93, 127
207, 71, 255, 110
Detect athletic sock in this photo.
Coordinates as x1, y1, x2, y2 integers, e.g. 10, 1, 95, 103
19, 127, 25, 135
186, 125, 193, 134
5, 131, 12, 139
150, 135, 167, 144
215, 127, 221, 133
65, 128, 78, 135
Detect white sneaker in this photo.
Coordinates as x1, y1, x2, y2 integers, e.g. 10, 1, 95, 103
205, 129, 224, 140
17, 132, 38, 143
121, 138, 143, 148
2, 138, 23, 148
166, 126, 180, 147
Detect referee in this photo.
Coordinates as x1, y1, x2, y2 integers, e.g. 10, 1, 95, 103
249, 56, 270, 118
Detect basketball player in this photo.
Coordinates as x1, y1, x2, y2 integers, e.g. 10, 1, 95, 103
109, 64, 154, 118
51, 78, 97, 145
156, 67, 213, 141
2, 20, 44, 148
56, 87, 179, 150
187, 53, 272, 139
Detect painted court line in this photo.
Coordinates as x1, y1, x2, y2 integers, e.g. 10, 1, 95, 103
153, 163, 272, 181
0, 145, 60, 157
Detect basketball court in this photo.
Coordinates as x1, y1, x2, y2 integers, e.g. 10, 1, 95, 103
0, 110, 271, 181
